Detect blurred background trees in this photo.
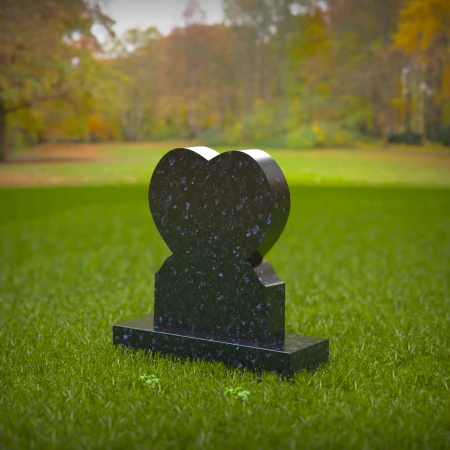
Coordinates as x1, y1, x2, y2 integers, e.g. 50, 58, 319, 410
1, 0, 449, 160
0, 0, 117, 160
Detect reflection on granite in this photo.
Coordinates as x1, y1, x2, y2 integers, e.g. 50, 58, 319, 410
113, 146, 329, 374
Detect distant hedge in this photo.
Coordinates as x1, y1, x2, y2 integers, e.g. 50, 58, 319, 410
437, 126, 450, 147
388, 131, 423, 145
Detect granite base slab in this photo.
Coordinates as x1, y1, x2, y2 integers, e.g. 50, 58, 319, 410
113, 315, 329, 375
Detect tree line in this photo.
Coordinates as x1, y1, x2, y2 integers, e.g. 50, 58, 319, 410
1, 0, 449, 161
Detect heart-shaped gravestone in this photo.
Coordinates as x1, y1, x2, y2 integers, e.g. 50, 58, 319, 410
149, 147, 290, 342
149, 147, 290, 265
114, 146, 329, 374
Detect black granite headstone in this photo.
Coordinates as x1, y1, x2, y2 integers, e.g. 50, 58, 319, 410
113, 147, 329, 374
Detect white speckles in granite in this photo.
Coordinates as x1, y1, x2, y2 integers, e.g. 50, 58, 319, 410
112, 146, 329, 373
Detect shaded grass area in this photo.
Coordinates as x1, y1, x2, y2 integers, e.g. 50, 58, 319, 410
1, 185, 449, 449
1, 143, 449, 187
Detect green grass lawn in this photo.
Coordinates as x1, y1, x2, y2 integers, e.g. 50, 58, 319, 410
0, 144, 449, 448
1, 142, 450, 187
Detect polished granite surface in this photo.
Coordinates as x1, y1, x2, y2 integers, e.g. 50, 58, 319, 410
113, 146, 329, 374
114, 316, 329, 375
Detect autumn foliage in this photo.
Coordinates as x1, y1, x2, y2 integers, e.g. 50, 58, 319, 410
1, 0, 449, 160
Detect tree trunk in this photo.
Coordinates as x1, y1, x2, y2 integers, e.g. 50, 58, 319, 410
0, 106, 6, 162
379, 110, 389, 148
381, 126, 389, 148
405, 73, 412, 133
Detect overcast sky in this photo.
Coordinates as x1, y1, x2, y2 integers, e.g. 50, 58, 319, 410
96, 0, 224, 39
